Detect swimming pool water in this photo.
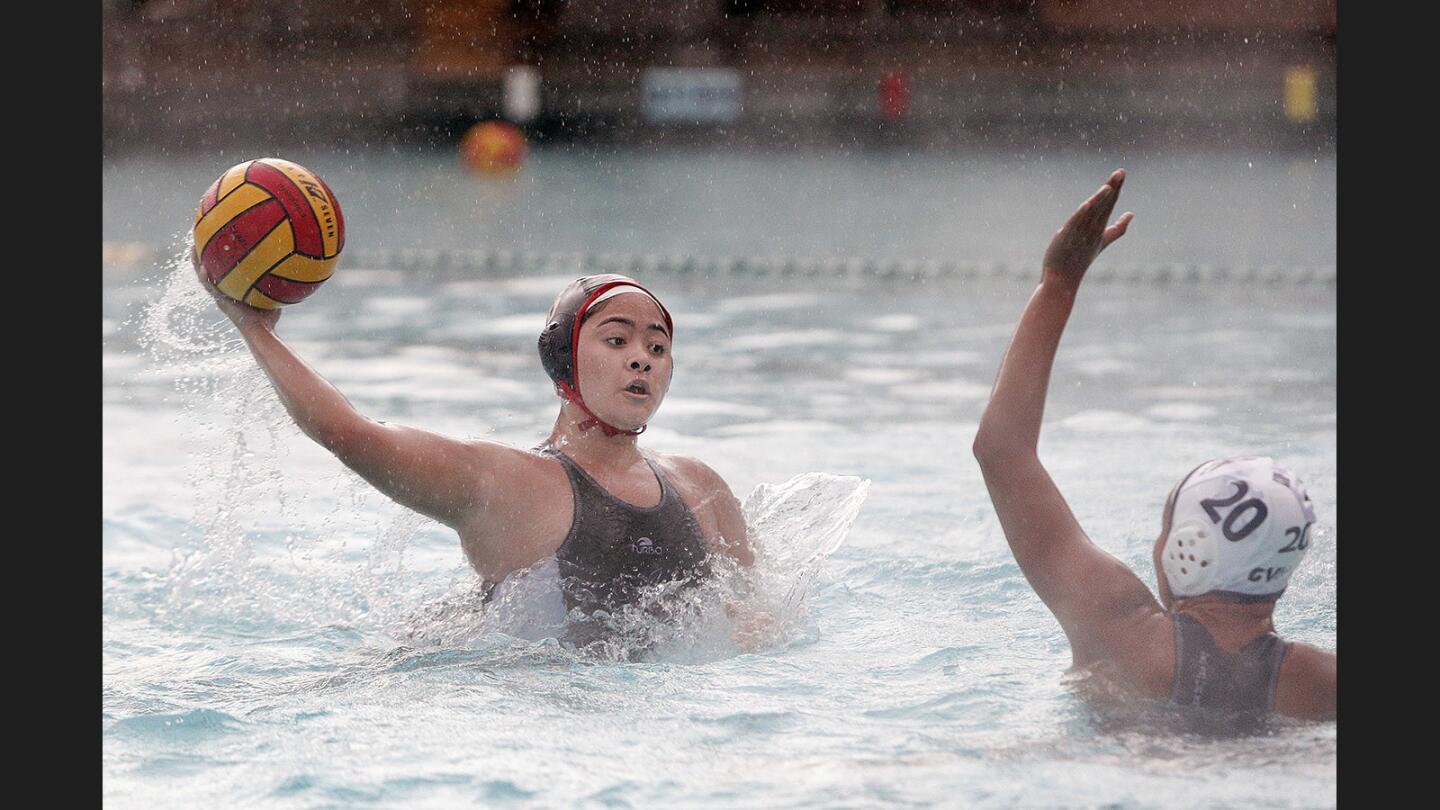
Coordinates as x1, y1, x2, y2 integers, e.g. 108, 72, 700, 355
103, 149, 1335, 808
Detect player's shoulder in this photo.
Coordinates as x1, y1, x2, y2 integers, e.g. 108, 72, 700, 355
1283, 639, 1336, 680
462, 436, 546, 464
646, 450, 720, 483
646, 452, 737, 502
1275, 639, 1336, 720
1071, 596, 1172, 681
462, 438, 570, 486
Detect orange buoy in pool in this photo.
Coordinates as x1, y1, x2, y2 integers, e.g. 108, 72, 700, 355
460, 121, 528, 175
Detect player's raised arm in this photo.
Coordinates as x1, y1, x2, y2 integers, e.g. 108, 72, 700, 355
972, 171, 1153, 655
193, 258, 517, 531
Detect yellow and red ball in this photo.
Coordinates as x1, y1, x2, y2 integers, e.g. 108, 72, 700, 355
192, 158, 345, 309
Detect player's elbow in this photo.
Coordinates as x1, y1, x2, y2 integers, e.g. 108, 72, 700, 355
972, 428, 1026, 470
971, 433, 991, 465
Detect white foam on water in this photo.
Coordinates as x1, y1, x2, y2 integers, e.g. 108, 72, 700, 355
742, 473, 871, 625
853, 349, 989, 368
1144, 402, 1219, 421
708, 419, 851, 437
715, 292, 825, 313
721, 329, 846, 350
1145, 384, 1253, 400
658, 397, 770, 418
671, 311, 723, 329
892, 380, 994, 401
335, 268, 406, 286
102, 353, 143, 372
496, 274, 584, 296
868, 314, 922, 331
362, 296, 432, 316
1072, 357, 1136, 376
1059, 409, 1154, 433
844, 367, 920, 385
466, 313, 548, 336
394, 473, 869, 662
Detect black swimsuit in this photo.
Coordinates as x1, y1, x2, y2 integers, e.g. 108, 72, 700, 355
1169, 611, 1291, 719
541, 447, 711, 646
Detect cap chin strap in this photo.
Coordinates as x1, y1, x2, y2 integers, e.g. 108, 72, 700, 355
556, 381, 646, 437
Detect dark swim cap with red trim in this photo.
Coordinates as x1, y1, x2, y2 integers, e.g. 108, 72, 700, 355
538, 274, 674, 436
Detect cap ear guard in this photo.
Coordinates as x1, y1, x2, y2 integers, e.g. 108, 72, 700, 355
1161, 521, 1219, 598
538, 317, 575, 388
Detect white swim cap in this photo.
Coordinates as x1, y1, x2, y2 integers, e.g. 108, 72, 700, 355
1161, 456, 1317, 602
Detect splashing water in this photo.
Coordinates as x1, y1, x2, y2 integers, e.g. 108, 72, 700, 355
394, 473, 869, 661
744, 473, 871, 622
125, 250, 423, 634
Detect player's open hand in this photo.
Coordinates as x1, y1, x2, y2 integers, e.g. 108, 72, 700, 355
1042, 169, 1134, 287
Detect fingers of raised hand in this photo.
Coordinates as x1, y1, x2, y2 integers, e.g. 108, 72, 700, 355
1065, 190, 1109, 245
1091, 169, 1125, 213
1101, 211, 1134, 250
1066, 195, 1102, 237
1091, 184, 1118, 222
1082, 170, 1126, 229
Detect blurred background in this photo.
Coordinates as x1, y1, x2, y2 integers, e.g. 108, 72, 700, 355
102, 0, 1335, 154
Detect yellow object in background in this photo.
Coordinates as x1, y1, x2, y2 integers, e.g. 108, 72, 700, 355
461, 121, 528, 175
1284, 67, 1319, 123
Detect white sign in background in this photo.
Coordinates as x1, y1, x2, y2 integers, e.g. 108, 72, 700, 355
642, 68, 742, 123
503, 65, 541, 123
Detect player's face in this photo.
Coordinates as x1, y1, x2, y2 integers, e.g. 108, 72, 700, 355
574, 294, 673, 430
